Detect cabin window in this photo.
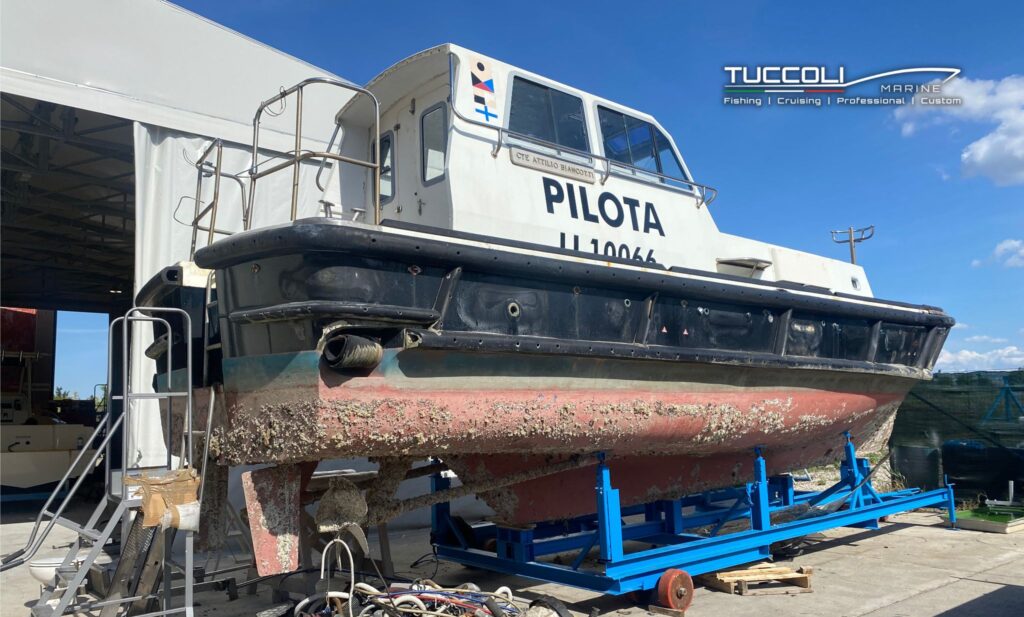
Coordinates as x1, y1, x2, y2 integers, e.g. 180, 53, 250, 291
598, 106, 689, 185
508, 77, 588, 152
377, 132, 395, 203
421, 104, 447, 184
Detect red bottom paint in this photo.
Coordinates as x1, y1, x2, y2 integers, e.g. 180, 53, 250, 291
221, 351, 912, 537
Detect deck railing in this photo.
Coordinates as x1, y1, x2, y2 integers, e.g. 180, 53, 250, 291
190, 78, 381, 258
248, 78, 381, 224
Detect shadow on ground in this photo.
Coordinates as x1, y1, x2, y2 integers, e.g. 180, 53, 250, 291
935, 583, 1024, 616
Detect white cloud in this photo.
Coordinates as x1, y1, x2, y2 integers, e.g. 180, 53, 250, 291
952, 323, 970, 329
894, 75, 1024, 186
994, 238, 1024, 267
965, 335, 1008, 344
971, 238, 1024, 268
937, 345, 1024, 371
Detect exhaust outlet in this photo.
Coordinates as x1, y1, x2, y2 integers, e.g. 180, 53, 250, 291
322, 334, 383, 370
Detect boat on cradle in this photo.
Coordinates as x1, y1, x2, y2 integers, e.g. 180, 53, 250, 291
138, 44, 952, 563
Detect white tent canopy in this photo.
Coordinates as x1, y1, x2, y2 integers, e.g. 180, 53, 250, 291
1, 0, 352, 149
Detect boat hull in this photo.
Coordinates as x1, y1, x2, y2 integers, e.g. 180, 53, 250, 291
178, 219, 953, 524
214, 347, 908, 523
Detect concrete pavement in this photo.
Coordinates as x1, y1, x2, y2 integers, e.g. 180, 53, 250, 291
2, 509, 1021, 616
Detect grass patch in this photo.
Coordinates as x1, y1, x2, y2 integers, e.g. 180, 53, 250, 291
956, 506, 1024, 524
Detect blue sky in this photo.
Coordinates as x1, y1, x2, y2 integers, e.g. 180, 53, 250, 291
55, 0, 1024, 393
54, 311, 109, 398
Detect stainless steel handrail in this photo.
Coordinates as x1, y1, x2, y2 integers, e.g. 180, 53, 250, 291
188, 79, 381, 254
314, 123, 343, 191
121, 307, 194, 473
190, 155, 249, 259
249, 77, 382, 225
190, 139, 224, 257
201, 270, 216, 388
104, 314, 124, 498
446, 52, 719, 208
121, 314, 177, 472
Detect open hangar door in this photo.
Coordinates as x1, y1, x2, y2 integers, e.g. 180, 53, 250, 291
1, 94, 135, 498
1, 94, 135, 312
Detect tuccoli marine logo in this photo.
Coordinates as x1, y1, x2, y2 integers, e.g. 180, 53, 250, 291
722, 65, 963, 108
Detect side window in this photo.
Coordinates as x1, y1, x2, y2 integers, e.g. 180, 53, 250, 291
625, 113, 657, 173
598, 107, 632, 165
421, 104, 447, 184
653, 129, 685, 182
508, 77, 588, 152
598, 106, 688, 184
377, 132, 394, 203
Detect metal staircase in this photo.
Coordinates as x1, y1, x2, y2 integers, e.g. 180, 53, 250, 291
1, 307, 200, 617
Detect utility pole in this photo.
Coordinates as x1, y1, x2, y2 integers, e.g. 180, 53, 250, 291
831, 225, 875, 264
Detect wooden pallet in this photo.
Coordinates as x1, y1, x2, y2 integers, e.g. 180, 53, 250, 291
697, 562, 813, 596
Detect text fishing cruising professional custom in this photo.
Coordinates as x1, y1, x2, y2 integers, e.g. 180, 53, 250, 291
138, 44, 952, 567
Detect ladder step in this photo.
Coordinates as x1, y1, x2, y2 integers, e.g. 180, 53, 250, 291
53, 516, 101, 542
55, 565, 80, 584
31, 603, 57, 617
123, 468, 182, 482
111, 392, 188, 400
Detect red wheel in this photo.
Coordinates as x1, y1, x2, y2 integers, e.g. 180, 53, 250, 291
656, 568, 694, 611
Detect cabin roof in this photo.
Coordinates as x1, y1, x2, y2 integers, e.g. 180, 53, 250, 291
365, 44, 452, 116
362, 43, 664, 128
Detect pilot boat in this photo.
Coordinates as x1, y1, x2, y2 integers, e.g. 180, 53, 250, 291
140, 44, 952, 534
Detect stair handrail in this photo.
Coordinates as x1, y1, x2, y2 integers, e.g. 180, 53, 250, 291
0, 314, 129, 571
1, 307, 195, 574
109, 313, 178, 478
0, 412, 126, 572
119, 307, 194, 472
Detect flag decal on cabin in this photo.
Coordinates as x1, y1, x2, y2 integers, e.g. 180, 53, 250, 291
470, 59, 498, 122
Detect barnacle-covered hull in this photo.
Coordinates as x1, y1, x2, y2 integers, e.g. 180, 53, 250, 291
171, 218, 952, 524
214, 347, 908, 524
